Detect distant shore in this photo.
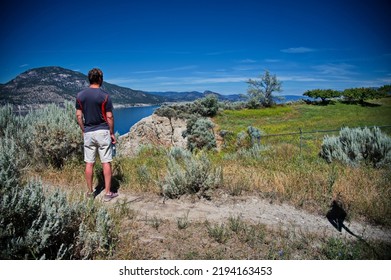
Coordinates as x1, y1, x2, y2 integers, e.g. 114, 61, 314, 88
113, 103, 159, 109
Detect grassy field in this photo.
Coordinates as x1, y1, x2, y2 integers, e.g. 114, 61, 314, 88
215, 98, 391, 135
33, 98, 391, 259
213, 98, 391, 222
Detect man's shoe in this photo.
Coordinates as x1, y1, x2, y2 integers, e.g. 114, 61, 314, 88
104, 192, 119, 202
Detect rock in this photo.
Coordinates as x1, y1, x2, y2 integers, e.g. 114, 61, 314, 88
119, 114, 188, 156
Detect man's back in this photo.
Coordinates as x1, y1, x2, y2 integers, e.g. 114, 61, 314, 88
76, 88, 113, 132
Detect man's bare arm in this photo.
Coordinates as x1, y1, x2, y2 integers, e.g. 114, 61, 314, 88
106, 111, 116, 143
76, 109, 84, 132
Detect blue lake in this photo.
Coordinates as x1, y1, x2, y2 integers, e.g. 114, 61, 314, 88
113, 95, 308, 135
114, 105, 160, 135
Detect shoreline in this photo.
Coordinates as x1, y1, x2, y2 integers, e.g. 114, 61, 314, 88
113, 103, 160, 109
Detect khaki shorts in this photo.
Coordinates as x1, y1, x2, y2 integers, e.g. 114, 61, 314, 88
84, 130, 112, 163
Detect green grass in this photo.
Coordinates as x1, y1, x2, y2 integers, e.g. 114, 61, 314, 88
215, 98, 391, 135
210, 98, 391, 226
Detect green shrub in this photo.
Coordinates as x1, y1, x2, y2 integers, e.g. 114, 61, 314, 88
0, 149, 116, 260
0, 105, 14, 137
168, 146, 192, 160
27, 102, 83, 168
184, 117, 216, 152
320, 126, 391, 167
160, 153, 222, 199
0, 105, 33, 159
234, 126, 265, 155
1, 102, 83, 169
0, 137, 25, 192
0, 180, 116, 259
322, 237, 366, 260
236, 144, 267, 162
206, 221, 230, 244
194, 94, 219, 117
155, 95, 220, 119
247, 126, 262, 146
177, 211, 190, 230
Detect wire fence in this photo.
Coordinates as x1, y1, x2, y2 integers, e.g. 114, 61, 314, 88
260, 125, 391, 154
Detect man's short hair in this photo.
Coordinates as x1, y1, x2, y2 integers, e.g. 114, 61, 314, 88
88, 68, 103, 86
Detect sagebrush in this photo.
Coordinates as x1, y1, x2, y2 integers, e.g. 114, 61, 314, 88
0, 104, 116, 259
320, 126, 391, 167
160, 151, 222, 199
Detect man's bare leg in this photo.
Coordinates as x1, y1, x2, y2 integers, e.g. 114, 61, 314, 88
102, 162, 112, 194
85, 162, 94, 193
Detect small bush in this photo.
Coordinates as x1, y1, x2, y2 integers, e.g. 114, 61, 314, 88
0, 105, 33, 160
155, 95, 220, 119
27, 102, 83, 168
320, 126, 391, 167
1, 102, 83, 169
247, 126, 262, 146
168, 146, 192, 160
195, 94, 219, 117
236, 145, 267, 161
0, 136, 25, 191
177, 211, 190, 230
321, 237, 368, 260
184, 117, 216, 152
206, 222, 230, 244
160, 153, 222, 199
0, 179, 116, 259
228, 215, 245, 233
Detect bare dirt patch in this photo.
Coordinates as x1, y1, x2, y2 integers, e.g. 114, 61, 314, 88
104, 191, 391, 243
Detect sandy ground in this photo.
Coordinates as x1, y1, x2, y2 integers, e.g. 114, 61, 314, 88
102, 192, 391, 243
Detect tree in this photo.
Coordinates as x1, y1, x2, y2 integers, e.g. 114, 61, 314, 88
192, 94, 219, 117
342, 87, 383, 103
303, 89, 341, 103
246, 70, 282, 107
377, 85, 391, 96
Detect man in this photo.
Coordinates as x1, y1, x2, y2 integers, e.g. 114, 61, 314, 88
76, 68, 118, 201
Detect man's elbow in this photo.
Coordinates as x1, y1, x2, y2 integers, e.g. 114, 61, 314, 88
106, 113, 114, 121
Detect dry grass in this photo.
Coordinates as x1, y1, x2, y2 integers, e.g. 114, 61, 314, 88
109, 215, 390, 260
26, 98, 391, 259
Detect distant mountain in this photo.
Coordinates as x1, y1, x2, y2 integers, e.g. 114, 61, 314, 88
0, 66, 243, 109
151, 90, 243, 102
0, 66, 165, 108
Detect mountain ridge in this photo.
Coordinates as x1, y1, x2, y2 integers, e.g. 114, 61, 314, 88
0, 66, 165, 107
0, 66, 242, 108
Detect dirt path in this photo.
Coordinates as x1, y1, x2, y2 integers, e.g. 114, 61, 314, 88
104, 192, 391, 243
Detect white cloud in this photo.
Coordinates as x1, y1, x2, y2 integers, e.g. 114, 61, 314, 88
279, 75, 328, 82
281, 47, 315, 53
238, 59, 257, 63
131, 65, 198, 74
312, 63, 357, 76
264, 59, 281, 63
19, 64, 29, 68
157, 76, 249, 86
188, 77, 249, 84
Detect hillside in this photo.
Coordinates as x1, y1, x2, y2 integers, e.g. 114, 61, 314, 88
0, 66, 241, 109
0, 66, 165, 108
150, 90, 242, 102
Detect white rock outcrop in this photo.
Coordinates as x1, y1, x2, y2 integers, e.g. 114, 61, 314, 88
119, 114, 188, 156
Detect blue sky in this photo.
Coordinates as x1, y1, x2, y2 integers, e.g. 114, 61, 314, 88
1, 0, 390, 95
